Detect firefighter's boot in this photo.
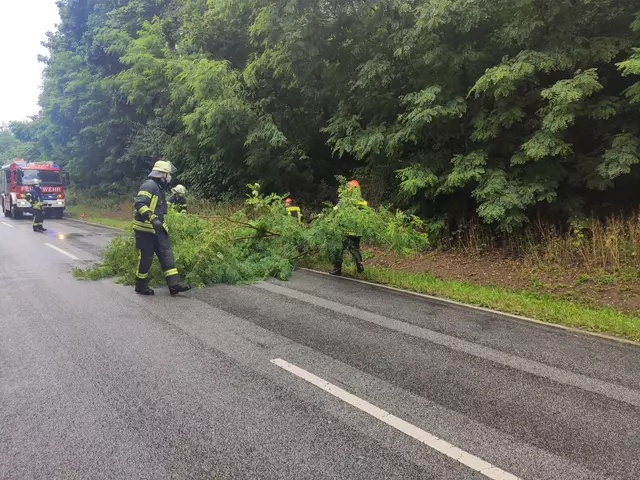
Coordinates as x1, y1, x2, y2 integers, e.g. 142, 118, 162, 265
135, 279, 154, 296
169, 283, 192, 296
329, 262, 342, 276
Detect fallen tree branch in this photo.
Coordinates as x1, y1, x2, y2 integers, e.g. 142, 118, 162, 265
231, 232, 280, 242
292, 246, 319, 260
192, 214, 280, 237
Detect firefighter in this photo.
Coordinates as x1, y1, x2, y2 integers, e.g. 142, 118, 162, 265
330, 179, 367, 276
168, 185, 188, 214
133, 161, 191, 296
284, 197, 305, 254
24, 179, 46, 233
284, 197, 302, 223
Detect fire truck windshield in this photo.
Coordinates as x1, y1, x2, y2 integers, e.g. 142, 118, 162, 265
19, 169, 62, 185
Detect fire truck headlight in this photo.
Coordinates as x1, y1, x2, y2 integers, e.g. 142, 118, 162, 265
56, 201, 64, 205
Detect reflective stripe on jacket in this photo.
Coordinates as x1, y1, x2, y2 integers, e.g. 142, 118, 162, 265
286, 206, 302, 223
133, 178, 167, 233
26, 188, 44, 209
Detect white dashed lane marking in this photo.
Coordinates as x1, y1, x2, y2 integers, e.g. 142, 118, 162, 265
45, 242, 80, 261
271, 358, 521, 480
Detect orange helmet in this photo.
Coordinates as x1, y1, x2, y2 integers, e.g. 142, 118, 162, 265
348, 179, 360, 189
284, 197, 293, 206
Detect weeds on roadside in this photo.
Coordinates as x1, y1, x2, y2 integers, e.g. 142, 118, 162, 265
441, 213, 640, 274
528, 215, 640, 270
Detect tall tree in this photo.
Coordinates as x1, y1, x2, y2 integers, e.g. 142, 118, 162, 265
29, 0, 640, 231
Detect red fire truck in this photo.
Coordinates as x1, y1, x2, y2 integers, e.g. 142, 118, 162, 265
1, 160, 69, 219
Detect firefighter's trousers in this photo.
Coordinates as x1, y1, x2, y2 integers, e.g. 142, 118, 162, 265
135, 230, 180, 287
333, 235, 363, 270
32, 205, 44, 230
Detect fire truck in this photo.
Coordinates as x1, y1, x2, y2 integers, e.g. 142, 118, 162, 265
1, 160, 69, 220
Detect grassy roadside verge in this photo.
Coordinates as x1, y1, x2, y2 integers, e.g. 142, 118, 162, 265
68, 203, 640, 343
340, 265, 640, 342
65, 204, 132, 230
299, 258, 640, 343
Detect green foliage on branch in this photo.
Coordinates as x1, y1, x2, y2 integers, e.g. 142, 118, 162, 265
74, 181, 428, 286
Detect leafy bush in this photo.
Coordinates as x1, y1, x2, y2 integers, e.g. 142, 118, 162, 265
74, 180, 429, 286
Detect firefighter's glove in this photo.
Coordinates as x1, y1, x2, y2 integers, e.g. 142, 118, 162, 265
151, 217, 164, 234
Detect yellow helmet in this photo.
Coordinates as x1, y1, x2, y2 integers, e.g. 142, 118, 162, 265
172, 185, 187, 195
151, 160, 176, 174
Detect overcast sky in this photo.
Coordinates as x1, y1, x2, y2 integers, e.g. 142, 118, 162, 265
0, 0, 60, 125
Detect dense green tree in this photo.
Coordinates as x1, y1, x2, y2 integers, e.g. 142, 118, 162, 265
0, 123, 41, 163
24, 0, 640, 233
0, 127, 26, 163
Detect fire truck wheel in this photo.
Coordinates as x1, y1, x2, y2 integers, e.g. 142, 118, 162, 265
11, 204, 23, 219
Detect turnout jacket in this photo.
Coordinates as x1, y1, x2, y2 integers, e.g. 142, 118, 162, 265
286, 205, 302, 223
133, 178, 168, 233
25, 186, 44, 208
168, 194, 187, 214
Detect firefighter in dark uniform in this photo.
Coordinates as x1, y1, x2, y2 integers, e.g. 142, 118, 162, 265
285, 197, 305, 254
133, 161, 191, 296
168, 185, 187, 214
331, 179, 367, 276
24, 179, 46, 232
284, 197, 302, 223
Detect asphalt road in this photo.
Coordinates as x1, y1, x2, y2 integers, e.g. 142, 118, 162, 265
1, 216, 639, 480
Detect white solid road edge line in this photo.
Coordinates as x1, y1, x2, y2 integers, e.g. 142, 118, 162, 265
1, 221, 14, 228
45, 243, 80, 261
300, 268, 640, 347
271, 358, 521, 480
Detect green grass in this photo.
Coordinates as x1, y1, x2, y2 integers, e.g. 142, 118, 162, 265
65, 205, 131, 230
328, 264, 640, 342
